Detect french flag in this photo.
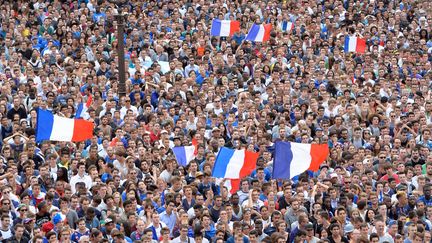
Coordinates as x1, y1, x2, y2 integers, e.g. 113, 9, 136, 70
75, 94, 92, 119
280, 21, 294, 32
212, 147, 259, 179
344, 36, 366, 54
245, 23, 272, 42
272, 142, 329, 179
36, 109, 94, 142
172, 138, 198, 166
210, 19, 240, 37
222, 178, 241, 195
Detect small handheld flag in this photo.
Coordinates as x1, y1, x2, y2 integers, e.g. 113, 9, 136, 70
245, 24, 272, 42
344, 36, 366, 54
210, 19, 240, 37
212, 147, 259, 179
36, 109, 94, 142
272, 141, 329, 179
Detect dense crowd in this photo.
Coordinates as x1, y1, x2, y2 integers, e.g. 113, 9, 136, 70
0, 0, 431, 243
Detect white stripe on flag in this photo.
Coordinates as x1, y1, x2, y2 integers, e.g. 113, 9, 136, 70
255, 25, 265, 42
287, 22, 293, 31
348, 37, 357, 52
224, 150, 245, 178
220, 20, 231, 36
184, 146, 196, 165
51, 116, 74, 141
289, 143, 312, 179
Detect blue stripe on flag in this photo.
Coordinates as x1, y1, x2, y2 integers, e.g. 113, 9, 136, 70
245, 24, 260, 41
36, 108, 54, 142
76, 103, 84, 118
172, 146, 188, 167
282, 21, 288, 31
344, 36, 350, 52
212, 147, 235, 178
273, 141, 293, 179
210, 19, 222, 36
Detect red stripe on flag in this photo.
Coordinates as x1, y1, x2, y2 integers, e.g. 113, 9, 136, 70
239, 150, 259, 178
356, 38, 366, 54
263, 24, 272, 42
85, 94, 92, 108
71, 119, 94, 142
229, 21, 240, 36
192, 138, 198, 156
307, 144, 329, 172
229, 179, 240, 194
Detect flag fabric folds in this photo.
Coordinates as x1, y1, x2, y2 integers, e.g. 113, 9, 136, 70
273, 141, 329, 179
172, 138, 198, 166
212, 147, 259, 179
280, 21, 294, 32
36, 109, 94, 142
245, 24, 272, 42
223, 178, 241, 195
210, 19, 240, 37
75, 94, 92, 119
344, 36, 366, 53
173, 146, 196, 166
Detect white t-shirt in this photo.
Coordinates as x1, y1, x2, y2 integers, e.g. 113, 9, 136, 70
171, 236, 196, 243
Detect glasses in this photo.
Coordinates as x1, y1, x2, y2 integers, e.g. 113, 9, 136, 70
125, 100, 131, 102
20, 209, 27, 212
2, 191, 10, 194
2, 203, 10, 205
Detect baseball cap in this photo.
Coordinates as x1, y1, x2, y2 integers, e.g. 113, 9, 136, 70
17, 204, 27, 210
53, 213, 62, 225
42, 222, 54, 233
23, 218, 34, 224
389, 220, 397, 226
103, 218, 114, 225
344, 224, 354, 233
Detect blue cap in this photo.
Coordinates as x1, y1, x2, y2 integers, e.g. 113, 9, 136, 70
389, 220, 397, 226
53, 213, 62, 225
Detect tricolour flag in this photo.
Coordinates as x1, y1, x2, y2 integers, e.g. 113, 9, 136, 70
212, 147, 259, 179
75, 94, 92, 119
220, 178, 241, 195
344, 36, 366, 53
245, 24, 272, 42
172, 138, 198, 166
280, 21, 294, 32
36, 109, 94, 142
273, 141, 329, 179
210, 19, 240, 37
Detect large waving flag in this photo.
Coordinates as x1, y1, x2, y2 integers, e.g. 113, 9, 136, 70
36, 109, 94, 142
344, 36, 366, 54
245, 23, 272, 42
172, 138, 198, 166
210, 19, 240, 37
212, 147, 259, 179
75, 94, 92, 119
225, 179, 242, 195
273, 142, 329, 179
